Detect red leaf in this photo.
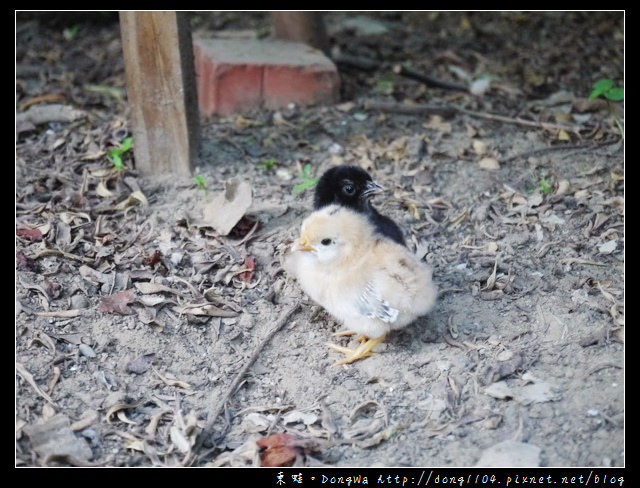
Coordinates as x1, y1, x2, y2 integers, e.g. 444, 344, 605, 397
144, 250, 162, 267
260, 445, 298, 467
17, 227, 43, 242
256, 433, 296, 448
99, 289, 136, 315
238, 255, 256, 283
16, 251, 37, 272
257, 433, 301, 467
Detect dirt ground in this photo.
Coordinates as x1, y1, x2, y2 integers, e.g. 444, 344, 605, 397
15, 12, 624, 468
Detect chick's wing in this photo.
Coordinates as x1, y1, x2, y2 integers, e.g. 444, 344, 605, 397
365, 240, 437, 319
357, 281, 400, 323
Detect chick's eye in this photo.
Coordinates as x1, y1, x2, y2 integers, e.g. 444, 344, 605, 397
320, 238, 332, 246
342, 181, 356, 196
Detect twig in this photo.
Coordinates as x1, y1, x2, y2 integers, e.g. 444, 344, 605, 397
362, 100, 604, 136
393, 64, 469, 92
457, 108, 582, 133
437, 287, 465, 297
582, 362, 622, 379
502, 138, 621, 164
362, 100, 457, 118
30, 247, 95, 264
192, 302, 301, 462
332, 53, 379, 71
229, 218, 261, 247
331, 55, 469, 94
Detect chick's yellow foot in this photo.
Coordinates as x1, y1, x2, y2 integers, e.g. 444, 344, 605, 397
327, 334, 387, 365
336, 330, 355, 337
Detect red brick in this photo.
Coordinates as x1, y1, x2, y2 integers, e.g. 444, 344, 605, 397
193, 38, 339, 117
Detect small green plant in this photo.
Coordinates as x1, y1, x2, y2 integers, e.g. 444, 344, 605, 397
537, 177, 553, 195
63, 24, 81, 41
257, 159, 277, 171
291, 163, 317, 194
589, 79, 624, 102
193, 175, 207, 196
589, 79, 624, 137
375, 78, 395, 95
108, 137, 133, 172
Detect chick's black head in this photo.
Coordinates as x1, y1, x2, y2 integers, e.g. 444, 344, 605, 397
313, 165, 382, 211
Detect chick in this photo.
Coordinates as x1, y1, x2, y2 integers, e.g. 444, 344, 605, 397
285, 204, 437, 365
313, 165, 407, 247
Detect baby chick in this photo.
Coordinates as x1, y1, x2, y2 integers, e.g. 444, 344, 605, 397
313, 165, 407, 247
285, 204, 437, 365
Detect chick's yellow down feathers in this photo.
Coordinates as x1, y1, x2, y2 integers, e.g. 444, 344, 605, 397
284, 204, 437, 364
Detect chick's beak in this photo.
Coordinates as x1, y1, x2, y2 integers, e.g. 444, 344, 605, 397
292, 235, 315, 252
360, 181, 383, 200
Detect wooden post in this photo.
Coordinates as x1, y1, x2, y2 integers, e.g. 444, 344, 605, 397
270, 12, 330, 56
119, 12, 200, 175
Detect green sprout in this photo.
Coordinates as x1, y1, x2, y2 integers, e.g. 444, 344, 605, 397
589, 79, 624, 102
375, 78, 395, 95
63, 24, 81, 40
527, 174, 554, 196
257, 159, 277, 171
107, 137, 133, 172
589, 79, 624, 137
193, 175, 207, 196
291, 163, 317, 194
538, 178, 553, 195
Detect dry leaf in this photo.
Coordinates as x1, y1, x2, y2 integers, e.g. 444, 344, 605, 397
123, 437, 145, 453
478, 157, 500, 170
256, 433, 310, 467
126, 353, 156, 374
117, 410, 137, 425
472, 139, 488, 155
470, 77, 491, 96
146, 410, 171, 437
424, 115, 452, 133
174, 303, 238, 318
282, 410, 318, 426
99, 289, 136, 315
79, 265, 111, 285
170, 426, 192, 454
208, 437, 262, 467
16, 227, 44, 242
70, 411, 99, 432
106, 401, 141, 424
202, 178, 253, 235
16, 362, 57, 406
144, 250, 163, 267
516, 382, 560, 405
95, 181, 114, 197
484, 381, 513, 400
114, 191, 148, 210
29, 332, 57, 355
134, 282, 186, 296
137, 295, 169, 307
238, 255, 256, 283
355, 425, 397, 448
153, 366, 193, 389
16, 103, 87, 125
22, 414, 93, 463
16, 251, 37, 272
598, 239, 617, 255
